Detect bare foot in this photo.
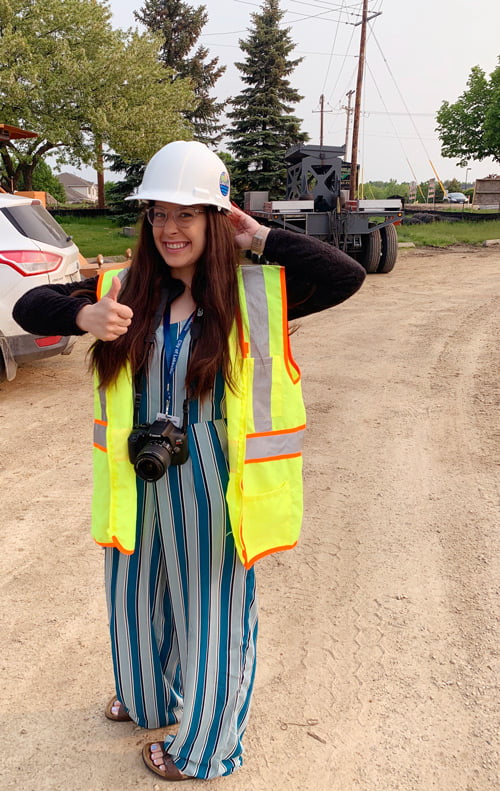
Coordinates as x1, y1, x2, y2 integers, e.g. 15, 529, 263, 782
146, 744, 189, 780
110, 699, 126, 718
105, 696, 132, 721
150, 743, 168, 773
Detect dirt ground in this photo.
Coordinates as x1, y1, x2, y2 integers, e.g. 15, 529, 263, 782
0, 246, 498, 791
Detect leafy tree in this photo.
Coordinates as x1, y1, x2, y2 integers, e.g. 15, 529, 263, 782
436, 61, 500, 166
227, 0, 308, 202
445, 178, 462, 193
15, 160, 66, 204
0, 0, 194, 192
361, 180, 409, 200
135, 0, 226, 145
32, 162, 66, 204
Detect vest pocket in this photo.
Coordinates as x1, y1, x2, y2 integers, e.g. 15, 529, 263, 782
240, 479, 292, 559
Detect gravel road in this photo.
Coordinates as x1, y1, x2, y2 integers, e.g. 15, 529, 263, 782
1, 245, 498, 790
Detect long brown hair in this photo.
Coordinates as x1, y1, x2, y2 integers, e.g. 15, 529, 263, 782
90, 206, 240, 398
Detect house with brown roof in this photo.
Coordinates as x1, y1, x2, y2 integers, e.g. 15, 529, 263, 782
57, 172, 98, 204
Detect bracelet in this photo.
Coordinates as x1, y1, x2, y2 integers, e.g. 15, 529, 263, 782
250, 231, 267, 256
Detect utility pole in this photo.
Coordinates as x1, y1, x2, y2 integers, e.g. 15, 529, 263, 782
313, 94, 332, 146
349, 0, 369, 199
343, 89, 355, 157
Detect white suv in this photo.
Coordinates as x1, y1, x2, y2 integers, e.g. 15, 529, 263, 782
0, 193, 81, 381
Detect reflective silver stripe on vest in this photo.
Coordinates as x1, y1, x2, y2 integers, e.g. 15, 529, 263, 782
93, 271, 127, 449
245, 428, 305, 462
241, 266, 272, 433
94, 387, 107, 449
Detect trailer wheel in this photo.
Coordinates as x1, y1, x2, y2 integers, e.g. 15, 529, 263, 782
378, 224, 398, 273
361, 228, 382, 273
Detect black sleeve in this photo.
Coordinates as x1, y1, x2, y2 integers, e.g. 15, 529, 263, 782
12, 276, 99, 336
262, 228, 366, 320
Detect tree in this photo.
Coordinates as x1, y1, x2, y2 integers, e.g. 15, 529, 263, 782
227, 0, 308, 201
361, 180, 409, 200
24, 161, 66, 204
0, 0, 194, 193
135, 0, 226, 145
436, 60, 500, 166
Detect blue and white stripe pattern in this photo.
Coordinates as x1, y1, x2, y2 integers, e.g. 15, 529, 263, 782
104, 318, 258, 779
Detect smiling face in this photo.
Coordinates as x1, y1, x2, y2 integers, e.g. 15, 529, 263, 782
151, 201, 207, 285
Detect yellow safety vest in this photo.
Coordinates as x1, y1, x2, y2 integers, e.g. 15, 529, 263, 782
91, 265, 306, 566
91, 268, 137, 554
225, 264, 306, 567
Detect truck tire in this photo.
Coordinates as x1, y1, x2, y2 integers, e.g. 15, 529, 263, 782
378, 224, 398, 273
362, 228, 382, 273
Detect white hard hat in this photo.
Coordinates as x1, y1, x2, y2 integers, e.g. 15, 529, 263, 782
126, 140, 231, 210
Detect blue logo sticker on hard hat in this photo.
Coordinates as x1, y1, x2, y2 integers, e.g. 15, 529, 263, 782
219, 171, 230, 197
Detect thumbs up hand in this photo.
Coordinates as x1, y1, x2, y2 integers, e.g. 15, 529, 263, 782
76, 275, 134, 341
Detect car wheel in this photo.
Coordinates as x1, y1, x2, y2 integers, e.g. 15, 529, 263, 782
0, 335, 18, 381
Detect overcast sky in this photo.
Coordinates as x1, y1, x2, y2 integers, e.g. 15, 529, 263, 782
86, 0, 500, 186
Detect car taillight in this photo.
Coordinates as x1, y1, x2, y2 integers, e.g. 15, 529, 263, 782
0, 250, 63, 275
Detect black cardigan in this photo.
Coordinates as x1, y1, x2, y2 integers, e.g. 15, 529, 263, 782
13, 229, 365, 336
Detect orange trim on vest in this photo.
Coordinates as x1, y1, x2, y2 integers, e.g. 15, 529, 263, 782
235, 309, 249, 357
245, 451, 302, 464
94, 536, 135, 555
95, 418, 107, 427
247, 423, 306, 439
96, 271, 106, 300
280, 268, 301, 384
243, 541, 298, 569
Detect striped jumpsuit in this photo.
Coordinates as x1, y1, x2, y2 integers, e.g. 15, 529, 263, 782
104, 317, 258, 780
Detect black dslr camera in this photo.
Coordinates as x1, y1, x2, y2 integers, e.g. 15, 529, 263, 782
128, 417, 189, 482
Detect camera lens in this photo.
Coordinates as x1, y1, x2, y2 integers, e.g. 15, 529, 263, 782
134, 442, 172, 482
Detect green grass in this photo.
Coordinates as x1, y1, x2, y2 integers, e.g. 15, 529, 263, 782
396, 219, 500, 247
54, 215, 139, 259
54, 213, 500, 257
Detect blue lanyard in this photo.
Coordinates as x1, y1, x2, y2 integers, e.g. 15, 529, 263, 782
163, 308, 195, 412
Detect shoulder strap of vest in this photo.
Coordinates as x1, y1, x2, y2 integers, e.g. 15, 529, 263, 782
96, 267, 128, 300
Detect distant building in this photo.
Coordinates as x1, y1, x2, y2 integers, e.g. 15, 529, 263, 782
472, 175, 500, 209
57, 172, 98, 204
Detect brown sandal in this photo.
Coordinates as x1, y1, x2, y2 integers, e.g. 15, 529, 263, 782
142, 742, 189, 781
104, 696, 132, 722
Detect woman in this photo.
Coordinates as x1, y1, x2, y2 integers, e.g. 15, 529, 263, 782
13, 140, 365, 781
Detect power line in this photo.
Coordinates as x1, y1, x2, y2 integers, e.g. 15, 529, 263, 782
321, 0, 348, 94
369, 24, 435, 164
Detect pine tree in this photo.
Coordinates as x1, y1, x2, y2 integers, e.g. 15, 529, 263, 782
135, 0, 226, 145
227, 0, 308, 201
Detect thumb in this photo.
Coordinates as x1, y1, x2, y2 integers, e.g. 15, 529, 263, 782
105, 275, 122, 302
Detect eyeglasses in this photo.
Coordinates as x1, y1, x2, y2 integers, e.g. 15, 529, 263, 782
146, 206, 205, 229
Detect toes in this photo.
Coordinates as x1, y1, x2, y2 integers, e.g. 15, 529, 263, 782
150, 744, 167, 772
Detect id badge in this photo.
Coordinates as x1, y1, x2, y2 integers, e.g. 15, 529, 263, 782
156, 411, 181, 428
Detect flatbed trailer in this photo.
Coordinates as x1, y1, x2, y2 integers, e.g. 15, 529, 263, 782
245, 144, 404, 274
